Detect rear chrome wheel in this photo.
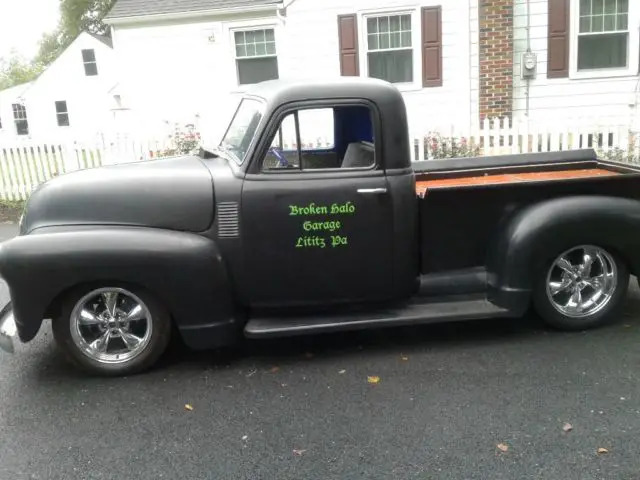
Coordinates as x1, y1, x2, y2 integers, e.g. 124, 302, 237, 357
53, 284, 171, 376
545, 245, 617, 318
534, 244, 628, 330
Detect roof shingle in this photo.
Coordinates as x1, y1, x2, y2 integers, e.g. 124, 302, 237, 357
105, 0, 280, 20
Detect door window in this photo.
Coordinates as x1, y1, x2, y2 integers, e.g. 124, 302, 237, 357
261, 105, 376, 171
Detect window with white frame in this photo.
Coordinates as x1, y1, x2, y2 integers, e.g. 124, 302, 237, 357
233, 28, 279, 85
577, 0, 629, 70
12, 103, 28, 135
365, 14, 413, 84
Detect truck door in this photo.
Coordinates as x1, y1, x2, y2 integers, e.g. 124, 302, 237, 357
240, 103, 395, 307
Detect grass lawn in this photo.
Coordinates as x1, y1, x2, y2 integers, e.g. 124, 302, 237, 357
0, 200, 25, 223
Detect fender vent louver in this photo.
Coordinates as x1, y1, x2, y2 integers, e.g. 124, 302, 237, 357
217, 202, 240, 238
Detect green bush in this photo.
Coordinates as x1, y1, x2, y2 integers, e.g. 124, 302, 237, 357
423, 132, 481, 159
597, 146, 640, 164
156, 123, 203, 158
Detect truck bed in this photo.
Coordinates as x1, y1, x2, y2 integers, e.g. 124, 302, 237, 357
413, 149, 640, 274
416, 167, 619, 196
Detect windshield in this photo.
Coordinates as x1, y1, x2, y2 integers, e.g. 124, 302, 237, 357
219, 97, 265, 163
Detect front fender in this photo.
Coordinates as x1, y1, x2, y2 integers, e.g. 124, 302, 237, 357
0, 227, 237, 347
486, 195, 640, 312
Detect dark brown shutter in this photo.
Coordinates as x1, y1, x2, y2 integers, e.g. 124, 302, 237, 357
421, 6, 443, 87
547, 0, 570, 78
338, 14, 359, 76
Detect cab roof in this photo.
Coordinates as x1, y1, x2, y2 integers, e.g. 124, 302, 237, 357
240, 77, 412, 171
244, 77, 405, 109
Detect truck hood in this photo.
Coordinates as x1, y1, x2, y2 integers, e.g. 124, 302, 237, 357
20, 155, 215, 234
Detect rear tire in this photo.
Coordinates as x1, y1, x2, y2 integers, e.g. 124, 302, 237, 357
52, 284, 172, 376
532, 244, 628, 331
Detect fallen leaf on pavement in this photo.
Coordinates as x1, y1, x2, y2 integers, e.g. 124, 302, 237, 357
400, 355, 409, 361
269, 366, 280, 373
496, 443, 509, 452
597, 448, 609, 454
184, 404, 194, 411
338, 369, 346, 374
367, 376, 380, 384
293, 449, 307, 456
563, 423, 573, 432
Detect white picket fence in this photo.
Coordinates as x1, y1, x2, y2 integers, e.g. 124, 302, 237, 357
0, 136, 176, 200
410, 116, 640, 161
1, 117, 639, 201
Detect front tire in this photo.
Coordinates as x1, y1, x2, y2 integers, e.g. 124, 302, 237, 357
532, 244, 629, 331
52, 284, 172, 376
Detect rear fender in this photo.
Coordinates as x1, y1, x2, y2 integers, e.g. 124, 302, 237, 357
486, 195, 640, 312
0, 227, 238, 348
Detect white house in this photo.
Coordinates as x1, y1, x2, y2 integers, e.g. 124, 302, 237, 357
104, 0, 640, 139
1, 0, 636, 148
0, 31, 118, 144
104, 0, 477, 144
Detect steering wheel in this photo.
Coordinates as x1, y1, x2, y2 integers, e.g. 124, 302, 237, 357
269, 146, 288, 167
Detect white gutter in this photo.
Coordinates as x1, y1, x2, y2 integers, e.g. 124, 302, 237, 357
104, 3, 284, 26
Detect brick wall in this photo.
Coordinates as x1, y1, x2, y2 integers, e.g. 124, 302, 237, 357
479, 0, 513, 120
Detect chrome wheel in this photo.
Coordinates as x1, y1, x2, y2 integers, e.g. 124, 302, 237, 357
69, 287, 153, 365
545, 245, 617, 318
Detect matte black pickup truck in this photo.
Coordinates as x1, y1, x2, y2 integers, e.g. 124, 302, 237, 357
2, 77, 640, 376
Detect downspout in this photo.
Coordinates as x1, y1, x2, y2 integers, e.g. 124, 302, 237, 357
470, 0, 474, 131
525, 0, 531, 117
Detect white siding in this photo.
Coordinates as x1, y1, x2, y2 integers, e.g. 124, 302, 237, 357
0, 33, 118, 144
469, 0, 480, 125
283, 0, 476, 132
512, 0, 640, 123
111, 0, 478, 144
112, 11, 280, 143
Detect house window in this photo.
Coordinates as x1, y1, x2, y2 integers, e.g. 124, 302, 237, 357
55, 101, 70, 126
233, 28, 279, 85
365, 14, 413, 83
577, 0, 629, 70
12, 104, 28, 135
82, 49, 98, 76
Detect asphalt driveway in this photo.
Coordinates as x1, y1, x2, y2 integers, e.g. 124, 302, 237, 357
1, 222, 640, 479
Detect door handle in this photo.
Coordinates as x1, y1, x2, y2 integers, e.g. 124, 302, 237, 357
357, 188, 387, 194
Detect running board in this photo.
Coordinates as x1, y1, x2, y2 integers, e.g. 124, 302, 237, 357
244, 298, 512, 338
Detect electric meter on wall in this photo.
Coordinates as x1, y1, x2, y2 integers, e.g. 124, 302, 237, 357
521, 52, 537, 79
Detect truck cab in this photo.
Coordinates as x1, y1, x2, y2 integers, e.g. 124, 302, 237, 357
214, 78, 417, 309
2, 77, 640, 376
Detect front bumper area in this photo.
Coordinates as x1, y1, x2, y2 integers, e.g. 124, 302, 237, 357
0, 304, 16, 354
